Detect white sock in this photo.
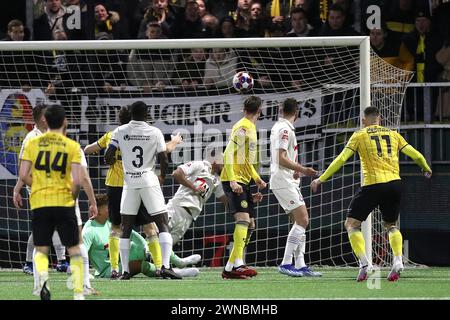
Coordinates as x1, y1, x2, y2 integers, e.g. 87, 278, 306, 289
393, 255, 403, 266
225, 261, 234, 272
32, 248, 39, 292
79, 244, 90, 288
359, 255, 369, 268
26, 234, 34, 262
159, 232, 173, 269
119, 238, 131, 273
282, 223, 305, 266
234, 258, 244, 267
52, 231, 66, 261
294, 232, 307, 269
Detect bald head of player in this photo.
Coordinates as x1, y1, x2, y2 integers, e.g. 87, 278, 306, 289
362, 106, 381, 127
130, 101, 148, 121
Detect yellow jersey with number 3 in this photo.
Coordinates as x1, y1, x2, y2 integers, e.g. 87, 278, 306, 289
345, 125, 408, 186
97, 131, 124, 187
21, 131, 81, 209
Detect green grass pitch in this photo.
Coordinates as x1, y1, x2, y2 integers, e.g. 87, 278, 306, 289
0, 267, 449, 300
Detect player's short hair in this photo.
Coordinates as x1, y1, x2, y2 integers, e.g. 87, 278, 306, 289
282, 98, 298, 116
364, 106, 380, 118
243, 96, 262, 114
8, 19, 23, 32
130, 101, 148, 119
44, 105, 66, 129
32, 104, 47, 123
95, 193, 108, 207
118, 106, 131, 125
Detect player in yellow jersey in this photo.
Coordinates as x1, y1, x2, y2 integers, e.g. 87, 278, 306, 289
84, 106, 182, 278
311, 106, 432, 282
19, 105, 95, 300
221, 96, 267, 279
13, 105, 68, 276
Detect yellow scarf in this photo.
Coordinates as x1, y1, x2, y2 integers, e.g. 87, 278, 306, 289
416, 35, 425, 83
320, 0, 328, 22
271, 0, 293, 17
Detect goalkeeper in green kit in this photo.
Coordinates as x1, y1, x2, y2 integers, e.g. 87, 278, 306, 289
82, 194, 199, 278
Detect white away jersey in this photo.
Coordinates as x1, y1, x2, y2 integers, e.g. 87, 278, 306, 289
19, 126, 43, 160
270, 118, 299, 189
110, 120, 166, 189
171, 160, 224, 220
19, 126, 43, 194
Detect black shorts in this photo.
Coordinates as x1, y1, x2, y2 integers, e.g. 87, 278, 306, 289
32, 207, 79, 247
107, 186, 153, 226
222, 181, 255, 217
348, 180, 403, 223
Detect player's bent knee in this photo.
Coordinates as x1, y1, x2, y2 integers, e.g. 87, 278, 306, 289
234, 212, 251, 223
291, 205, 309, 227
344, 218, 361, 232
35, 246, 50, 255
143, 223, 158, 237
67, 245, 81, 257
152, 213, 170, 233
110, 229, 122, 238
383, 221, 398, 232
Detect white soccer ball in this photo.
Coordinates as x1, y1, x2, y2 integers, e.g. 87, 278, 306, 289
232, 71, 254, 92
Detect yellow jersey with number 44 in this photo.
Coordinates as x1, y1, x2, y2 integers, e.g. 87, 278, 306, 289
21, 131, 81, 210
345, 125, 408, 186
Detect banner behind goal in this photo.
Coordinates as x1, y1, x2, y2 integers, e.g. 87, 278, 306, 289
0, 38, 413, 268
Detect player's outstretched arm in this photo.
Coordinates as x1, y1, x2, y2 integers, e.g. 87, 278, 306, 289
84, 142, 102, 155
277, 149, 318, 177
166, 133, 183, 153
172, 167, 203, 192
311, 148, 354, 193
401, 144, 432, 178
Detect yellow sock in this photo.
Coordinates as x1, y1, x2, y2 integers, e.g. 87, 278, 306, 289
147, 236, 162, 269
229, 223, 248, 265
109, 235, 120, 271
348, 230, 366, 260
388, 229, 403, 257
70, 254, 84, 294
34, 252, 49, 278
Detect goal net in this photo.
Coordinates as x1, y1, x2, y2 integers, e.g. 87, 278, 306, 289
0, 37, 413, 269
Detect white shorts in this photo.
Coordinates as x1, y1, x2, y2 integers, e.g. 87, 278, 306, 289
167, 200, 193, 245
75, 199, 82, 226
272, 186, 305, 214
121, 186, 166, 216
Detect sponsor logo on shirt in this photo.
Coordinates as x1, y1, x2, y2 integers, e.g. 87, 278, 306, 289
125, 170, 148, 178
123, 135, 153, 141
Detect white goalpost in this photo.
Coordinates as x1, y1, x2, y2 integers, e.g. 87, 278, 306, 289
0, 37, 413, 269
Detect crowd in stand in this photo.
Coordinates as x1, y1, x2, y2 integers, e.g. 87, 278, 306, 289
1, 0, 450, 119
